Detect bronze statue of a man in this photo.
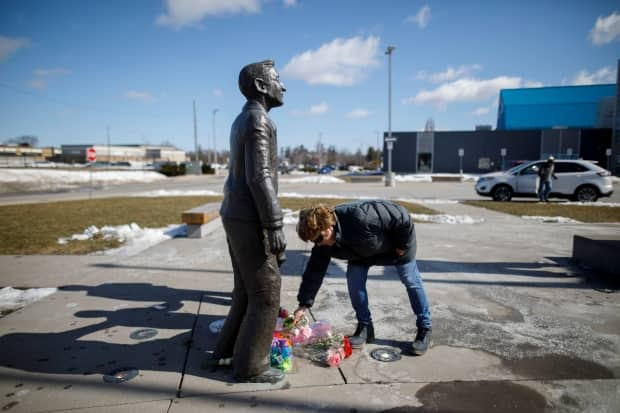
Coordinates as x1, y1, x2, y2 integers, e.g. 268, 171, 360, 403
214, 60, 287, 383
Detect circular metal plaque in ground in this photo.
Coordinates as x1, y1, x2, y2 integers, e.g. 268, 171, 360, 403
129, 328, 158, 340
103, 368, 139, 383
370, 347, 402, 362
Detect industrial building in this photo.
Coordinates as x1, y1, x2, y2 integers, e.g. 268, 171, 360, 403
60, 144, 186, 165
385, 63, 619, 175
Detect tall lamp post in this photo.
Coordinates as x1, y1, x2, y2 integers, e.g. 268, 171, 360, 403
385, 45, 396, 187
193, 100, 200, 175
212, 108, 219, 165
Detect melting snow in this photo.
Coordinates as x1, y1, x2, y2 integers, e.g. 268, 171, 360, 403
0, 287, 57, 313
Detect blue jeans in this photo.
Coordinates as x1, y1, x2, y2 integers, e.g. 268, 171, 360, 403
346, 259, 432, 330
538, 180, 552, 201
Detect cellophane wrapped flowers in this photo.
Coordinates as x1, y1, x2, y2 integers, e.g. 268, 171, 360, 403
272, 307, 352, 370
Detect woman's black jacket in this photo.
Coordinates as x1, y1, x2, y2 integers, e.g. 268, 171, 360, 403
297, 200, 416, 308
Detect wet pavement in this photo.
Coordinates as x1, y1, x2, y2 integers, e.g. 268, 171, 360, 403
0, 183, 619, 412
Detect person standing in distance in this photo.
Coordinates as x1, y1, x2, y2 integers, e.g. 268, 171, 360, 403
538, 156, 558, 202
213, 60, 287, 383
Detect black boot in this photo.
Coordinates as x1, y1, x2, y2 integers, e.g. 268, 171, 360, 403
236, 367, 285, 384
348, 322, 375, 349
411, 327, 432, 356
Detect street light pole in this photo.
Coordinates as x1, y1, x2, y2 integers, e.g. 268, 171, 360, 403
385, 45, 396, 187
193, 100, 200, 175
212, 109, 219, 165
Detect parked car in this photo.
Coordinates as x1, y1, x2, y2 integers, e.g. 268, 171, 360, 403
475, 159, 614, 202
318, 165, 334, 174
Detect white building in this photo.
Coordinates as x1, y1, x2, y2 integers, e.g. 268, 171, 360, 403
60, 144, 186, 165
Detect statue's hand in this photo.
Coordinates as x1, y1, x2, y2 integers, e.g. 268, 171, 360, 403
267, 228, 286, 255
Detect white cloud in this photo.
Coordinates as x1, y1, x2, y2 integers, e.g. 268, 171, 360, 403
472, 107, 490, 116
125, 90, 156, 103
34, 68, 71, 77
524, 80, 544, 88
28, 78, 47, 90
212, 88, 223, 96
291, 102, 328, 116
283, 0, 297, 7
282, 35, 380, 86
156, 0, 261, 28
403, 76, 524, 108
28, 67, 71, 89
346, 108, 371, 119
571, 66, 616, 85
417, 64, 482, 83
0, 36, 30, 61
589, 11, 620, 45
406, 5, 431, 28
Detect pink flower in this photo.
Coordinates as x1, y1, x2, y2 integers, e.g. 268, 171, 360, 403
326, 348, 343, 368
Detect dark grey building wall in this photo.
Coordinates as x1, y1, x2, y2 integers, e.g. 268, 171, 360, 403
433, 130, 541, 173
386, 128, 612, 173
383, 132, 417, 173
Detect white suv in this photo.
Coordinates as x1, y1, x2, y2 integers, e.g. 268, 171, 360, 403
475, 160, 614, 202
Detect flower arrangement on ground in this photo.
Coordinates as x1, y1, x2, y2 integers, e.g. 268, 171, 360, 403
271, 307, 352, 370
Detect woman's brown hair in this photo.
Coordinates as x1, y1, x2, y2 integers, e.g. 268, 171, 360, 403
296, 204, 336, 242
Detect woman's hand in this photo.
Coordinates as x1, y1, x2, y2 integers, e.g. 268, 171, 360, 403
293, 306, 307, 323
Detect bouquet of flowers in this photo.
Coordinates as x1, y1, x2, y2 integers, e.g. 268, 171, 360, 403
270, 332, 293, 372
272, 307, 352, 369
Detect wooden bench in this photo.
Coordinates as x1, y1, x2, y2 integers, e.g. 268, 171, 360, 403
181, 202, 221, 238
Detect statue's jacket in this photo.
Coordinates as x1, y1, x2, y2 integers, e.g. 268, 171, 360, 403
220, 100, 283, 229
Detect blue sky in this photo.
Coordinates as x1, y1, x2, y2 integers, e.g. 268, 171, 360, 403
0, 0, 619, 154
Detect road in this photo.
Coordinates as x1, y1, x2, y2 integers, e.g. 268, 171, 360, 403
0, 173, 618, 205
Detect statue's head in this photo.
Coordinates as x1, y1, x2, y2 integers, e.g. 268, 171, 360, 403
239, 60, 286, 109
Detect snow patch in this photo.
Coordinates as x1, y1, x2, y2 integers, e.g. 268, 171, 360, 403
57, 223, 186, 256
280, 175, 345, 184
411, 213, 484, 224
134, 189, 222, 197
0, 169, 166, 193
0, 287, 57, 313
521, 215, 581, 224
395, 197, 459, 205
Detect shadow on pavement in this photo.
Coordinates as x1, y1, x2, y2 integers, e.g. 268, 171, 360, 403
0, 283, 232, 383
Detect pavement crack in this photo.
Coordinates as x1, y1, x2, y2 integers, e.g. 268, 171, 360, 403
176, 292, 204, 398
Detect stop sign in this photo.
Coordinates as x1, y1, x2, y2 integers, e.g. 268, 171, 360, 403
86, 147, 96, 162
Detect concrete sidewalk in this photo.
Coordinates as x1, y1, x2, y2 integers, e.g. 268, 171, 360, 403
1, 204, 619, 412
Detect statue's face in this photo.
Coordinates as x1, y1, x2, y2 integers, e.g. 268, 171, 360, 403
264, 67, 286, 108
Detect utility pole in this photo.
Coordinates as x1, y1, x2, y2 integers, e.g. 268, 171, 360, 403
193, 100, 200, 174
212, 108, 219, 165
106, 125, 111, 168
385, 45, 396, 187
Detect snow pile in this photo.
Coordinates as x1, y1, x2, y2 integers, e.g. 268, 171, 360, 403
521, 215, 581, 224
279, 192, 359, 199
396, 197, 459, 205
282, 208, 299, 225
0, 287, 57, 313
0, 169, 167, 193
58, 223, 186, 256
558, 201, 620, 207
394, 174, 432, 183
411, 213, 485, 224
280, 175, 345, 184
134, 189, 222, 197
393, 173, 478, 183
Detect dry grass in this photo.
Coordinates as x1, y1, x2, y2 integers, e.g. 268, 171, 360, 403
0, 196, 437, 255
463, 200, 620, 223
